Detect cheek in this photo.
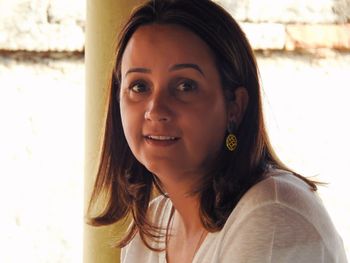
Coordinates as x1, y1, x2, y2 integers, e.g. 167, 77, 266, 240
184, 104, 227, 153
197, 116, 226, 147
119, 101, 128, 133
120, 101, 139, 148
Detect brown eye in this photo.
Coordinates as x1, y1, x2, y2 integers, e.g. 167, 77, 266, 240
130, 82, 148, 93
176, 80, 197, 92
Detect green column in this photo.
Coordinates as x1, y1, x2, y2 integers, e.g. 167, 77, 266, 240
84, 1, 143, 262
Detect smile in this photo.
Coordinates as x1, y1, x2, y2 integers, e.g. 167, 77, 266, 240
146, 135, 178, 141
144, 135, 180, 147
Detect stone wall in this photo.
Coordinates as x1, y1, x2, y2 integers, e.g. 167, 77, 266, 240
1, 0, 349, 53
0, 0, 349, 262
0, 0, 84, 51
218, 0, 350, 50
220, 0, 350, 23
0, 1, 84, 262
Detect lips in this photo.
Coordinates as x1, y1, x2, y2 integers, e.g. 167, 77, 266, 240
146, 135, 178, 141
144, 134, 180, 146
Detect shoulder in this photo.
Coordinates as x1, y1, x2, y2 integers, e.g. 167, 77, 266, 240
222, 167, 323, 236
218, 168, 346, 262
234, 168, 323, 220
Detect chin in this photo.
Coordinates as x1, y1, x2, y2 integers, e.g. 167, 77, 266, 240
143, 160, 172, 175
143, 160, 175, 176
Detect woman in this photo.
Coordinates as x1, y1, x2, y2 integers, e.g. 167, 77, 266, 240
87, 0, 347, 262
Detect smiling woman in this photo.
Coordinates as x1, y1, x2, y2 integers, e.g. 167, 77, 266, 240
86, 0, 347, 263
120, 24, 230, 181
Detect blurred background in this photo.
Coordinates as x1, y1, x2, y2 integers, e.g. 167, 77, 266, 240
0, 0, 349, 262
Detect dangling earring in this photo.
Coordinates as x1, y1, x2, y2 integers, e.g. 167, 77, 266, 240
226, 121, 238, 151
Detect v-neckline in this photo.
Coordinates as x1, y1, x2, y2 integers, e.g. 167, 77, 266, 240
159, 198, 216, 263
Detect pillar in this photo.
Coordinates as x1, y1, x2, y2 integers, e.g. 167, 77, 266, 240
84, 1, 143, 262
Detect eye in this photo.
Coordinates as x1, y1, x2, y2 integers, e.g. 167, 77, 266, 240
130, 81, 148, 93
176, 80, 197, 92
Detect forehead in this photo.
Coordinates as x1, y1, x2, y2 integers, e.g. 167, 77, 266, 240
121, 24, 216, 71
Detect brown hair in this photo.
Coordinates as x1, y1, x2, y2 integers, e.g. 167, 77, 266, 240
86, 0, 317, 251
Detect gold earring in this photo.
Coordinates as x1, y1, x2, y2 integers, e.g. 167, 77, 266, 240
226, 121, 238, 151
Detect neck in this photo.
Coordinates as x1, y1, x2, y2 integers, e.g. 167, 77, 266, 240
157, 172, 204, 235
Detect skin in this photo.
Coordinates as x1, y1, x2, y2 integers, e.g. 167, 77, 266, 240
119, 24, 248, 263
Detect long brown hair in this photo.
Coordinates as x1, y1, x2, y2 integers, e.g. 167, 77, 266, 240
86, 0, 317, 251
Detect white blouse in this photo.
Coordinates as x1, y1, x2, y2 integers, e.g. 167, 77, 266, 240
121, 169, 348, 263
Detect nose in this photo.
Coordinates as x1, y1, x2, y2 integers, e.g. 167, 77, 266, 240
144, 92, 172, 122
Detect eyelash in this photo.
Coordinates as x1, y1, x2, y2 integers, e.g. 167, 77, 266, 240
129, 81, 148, 93
127, 79, 198, 94
176, 80, 197, 92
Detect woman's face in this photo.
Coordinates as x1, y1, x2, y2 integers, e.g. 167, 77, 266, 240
119, 24, 229, 181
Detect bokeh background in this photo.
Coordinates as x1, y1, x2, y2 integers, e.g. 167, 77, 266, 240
0, 0, 349, 262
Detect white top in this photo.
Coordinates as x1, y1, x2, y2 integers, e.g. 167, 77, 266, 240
121, 169, 348, 263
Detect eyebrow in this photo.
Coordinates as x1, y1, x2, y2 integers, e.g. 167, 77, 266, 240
124, 63, 205, 78
125, 67, 151, 77
169, 63, 205, 76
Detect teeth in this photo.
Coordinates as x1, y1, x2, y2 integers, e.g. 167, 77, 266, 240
148, 135, 176, 140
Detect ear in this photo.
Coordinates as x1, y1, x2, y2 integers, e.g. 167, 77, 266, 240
227, 87, 249, 126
